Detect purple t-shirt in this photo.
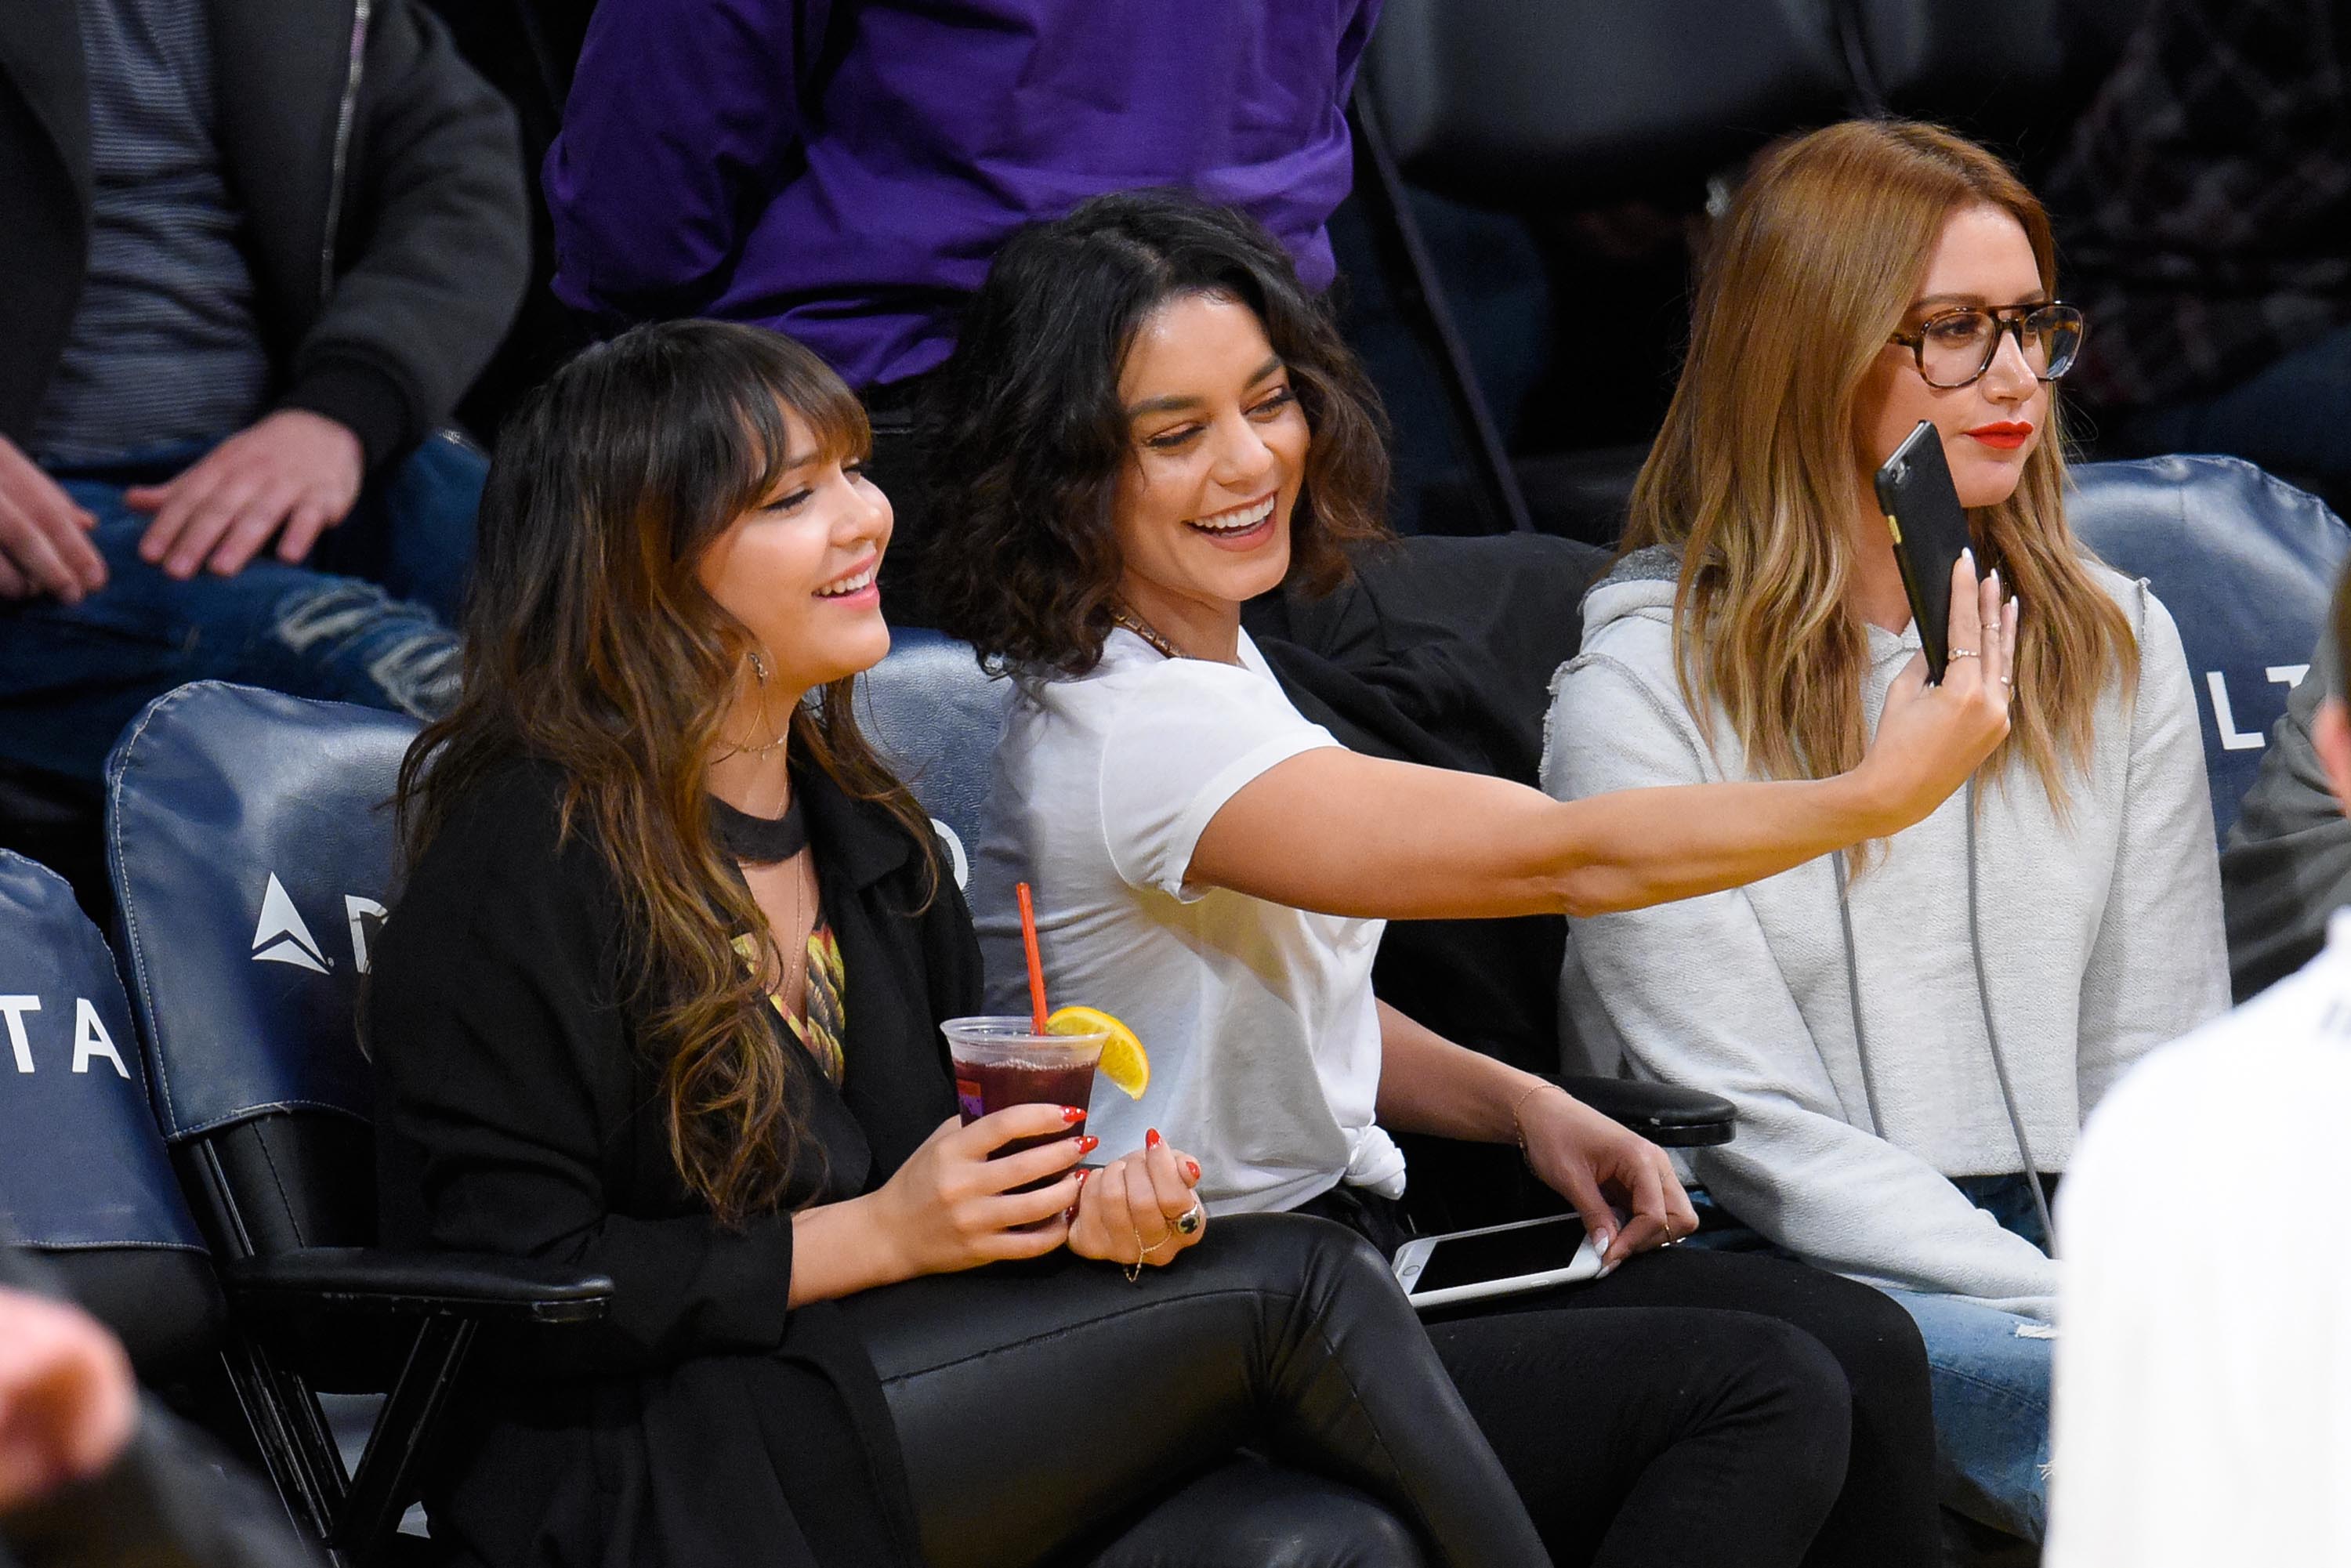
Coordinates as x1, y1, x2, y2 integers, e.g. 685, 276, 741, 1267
546, 0, 1380, 391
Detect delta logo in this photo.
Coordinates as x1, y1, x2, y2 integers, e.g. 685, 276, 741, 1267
0, 994, 132, 1079
250, 874, 388, 976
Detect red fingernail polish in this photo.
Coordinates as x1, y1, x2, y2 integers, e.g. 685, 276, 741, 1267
1146, 1128, 1162, 1149
1185, 1158, 1201, 1182
1077, 1135, 1099, 1156
1062, 1106, 1085, 1123
1075, 1168, 1089, 1186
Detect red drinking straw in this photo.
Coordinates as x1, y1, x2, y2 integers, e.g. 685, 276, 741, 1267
1015, 881, 1050, 1033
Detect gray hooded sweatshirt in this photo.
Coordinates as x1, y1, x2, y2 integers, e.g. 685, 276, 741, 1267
1541, 548, 2228, 1319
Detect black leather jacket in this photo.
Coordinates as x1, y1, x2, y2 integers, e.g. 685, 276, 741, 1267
0, 0, 527, 469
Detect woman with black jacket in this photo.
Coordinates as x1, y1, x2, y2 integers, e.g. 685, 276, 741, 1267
362, 320, 1580, 1567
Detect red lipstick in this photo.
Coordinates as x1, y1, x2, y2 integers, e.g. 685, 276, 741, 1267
1964, 421, 2034, 451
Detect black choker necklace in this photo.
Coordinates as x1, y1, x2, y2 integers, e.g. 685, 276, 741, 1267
709, 792, 807, 864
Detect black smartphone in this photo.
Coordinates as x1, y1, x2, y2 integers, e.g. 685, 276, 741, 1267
1871, 419, 1976, 683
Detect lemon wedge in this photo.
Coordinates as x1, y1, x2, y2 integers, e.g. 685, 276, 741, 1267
1047, 1005, 1150, 1099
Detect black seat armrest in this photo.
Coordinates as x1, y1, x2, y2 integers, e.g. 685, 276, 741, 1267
1556, 1074, 1735, 1148
225, 1248, 614, 1324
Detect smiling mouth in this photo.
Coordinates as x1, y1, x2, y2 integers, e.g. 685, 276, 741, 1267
1186, 494, 1277, 537
814, 557, 879, 598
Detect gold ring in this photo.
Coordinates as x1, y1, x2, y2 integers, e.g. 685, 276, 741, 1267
1174, 1200, 1205, 1236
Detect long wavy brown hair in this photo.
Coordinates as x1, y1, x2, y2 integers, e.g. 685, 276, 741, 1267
397, 320, 935, 1226
922, 190, 1392, 675
1623, 120, 2136, 823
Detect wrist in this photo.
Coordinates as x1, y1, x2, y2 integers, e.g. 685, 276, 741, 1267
857, 1191, 926, 1288
1825, 764, 1903, 841
812, 1193, 920, 1295
1508, 1077, 1564, 1167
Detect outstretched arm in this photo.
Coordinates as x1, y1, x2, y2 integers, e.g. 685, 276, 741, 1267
1192, 558, 2015, 921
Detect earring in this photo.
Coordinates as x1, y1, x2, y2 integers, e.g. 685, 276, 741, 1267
749, 650, 768, 685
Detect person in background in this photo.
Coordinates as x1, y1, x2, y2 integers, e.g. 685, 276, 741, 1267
0, 0, 528, 788
2220, 627, 2351, 999
2049, 565, 2351, 1568
542, 0, 1378, 619
0, 1233, 316, 1568
1543, 121, 2227, 1550
2043, 0, 2351, 516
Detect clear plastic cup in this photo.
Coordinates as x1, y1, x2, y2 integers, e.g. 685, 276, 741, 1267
940, 1016, 1107, 1183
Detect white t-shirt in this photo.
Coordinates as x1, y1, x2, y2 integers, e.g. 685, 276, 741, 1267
970, 627, 1404, 1214
2048, 909, 2351, 1566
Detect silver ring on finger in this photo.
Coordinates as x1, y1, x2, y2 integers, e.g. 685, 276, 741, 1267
1948, 647, 1980, 659
1174, 1199, 1205, 1237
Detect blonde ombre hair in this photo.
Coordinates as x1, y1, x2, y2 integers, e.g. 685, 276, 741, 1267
1622, 119, 2135, 819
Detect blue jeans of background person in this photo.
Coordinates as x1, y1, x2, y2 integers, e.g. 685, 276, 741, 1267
0, 436, 479, 786
1687, 1174, 2052, 1545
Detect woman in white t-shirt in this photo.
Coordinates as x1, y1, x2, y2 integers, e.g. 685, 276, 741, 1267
922, 191, 2018, 1568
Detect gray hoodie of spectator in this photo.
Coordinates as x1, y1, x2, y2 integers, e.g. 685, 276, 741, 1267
1541, 546, 2227, 1320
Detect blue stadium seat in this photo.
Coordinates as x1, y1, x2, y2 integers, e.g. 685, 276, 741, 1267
107, 684, 416, 1158
0, 847, 219, 1374
856, 625, 1013, 890
2070, 455, 2351, 842
107, 683, 610, 1563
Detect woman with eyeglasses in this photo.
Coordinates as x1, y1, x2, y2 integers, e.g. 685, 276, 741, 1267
1542, 120, 2228, 1549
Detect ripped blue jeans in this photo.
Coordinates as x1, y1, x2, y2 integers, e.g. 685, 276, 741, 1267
1879, 1173, 2054, 1545
0, 437, 473, 784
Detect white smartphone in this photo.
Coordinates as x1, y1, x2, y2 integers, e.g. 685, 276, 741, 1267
1391, 1212, 1608, 1310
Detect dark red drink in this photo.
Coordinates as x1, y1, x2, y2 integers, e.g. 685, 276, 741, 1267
941, 1016, 1108, 1194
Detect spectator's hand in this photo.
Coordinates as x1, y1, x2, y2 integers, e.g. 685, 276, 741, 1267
865, 1108, 1092, 1278
1853, 553, 2017, 833
1516, 1085, 1697, 1272
0, 1287, 137, 1512
125, 409, 364, 579
0, 436, 105, 604
1066, 1129, 1206, 1271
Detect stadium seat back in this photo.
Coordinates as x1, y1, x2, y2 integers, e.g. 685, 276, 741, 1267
107, 683, 420, 1260
2069, 455, 2351, 842
855, 628, 1013, 889
1360, 0, 1849, 208
1842, 0, 2069, 126
0, 848, 220, 1372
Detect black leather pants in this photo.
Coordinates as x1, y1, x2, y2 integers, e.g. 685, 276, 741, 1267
839, 1213, 1549, 1568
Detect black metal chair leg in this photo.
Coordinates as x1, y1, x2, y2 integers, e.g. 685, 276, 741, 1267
334, 1317, 479, 1561
1347, 84, 1536, 536
222, 1334, 350, 1550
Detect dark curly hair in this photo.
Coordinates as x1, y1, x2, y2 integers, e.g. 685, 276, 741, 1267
921, 190, 1391, 675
